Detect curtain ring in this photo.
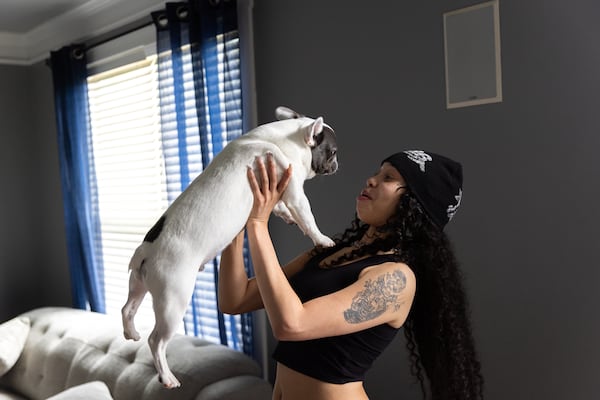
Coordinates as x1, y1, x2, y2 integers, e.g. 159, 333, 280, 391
156, 13, 168, 28
176, 5, 189, 19
71, 47, 84, 60
175, 5, 190, 19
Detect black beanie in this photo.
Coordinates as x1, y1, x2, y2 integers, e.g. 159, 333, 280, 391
382, 150, 463, 229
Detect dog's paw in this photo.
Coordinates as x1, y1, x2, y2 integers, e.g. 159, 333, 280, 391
123, 330, 141, 341
158, 373, 181, 389
313, 235, 336, 248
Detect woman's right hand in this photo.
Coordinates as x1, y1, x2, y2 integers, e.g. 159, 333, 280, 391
247, 153, 292, 226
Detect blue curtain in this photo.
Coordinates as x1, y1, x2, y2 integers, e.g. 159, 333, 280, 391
152, 0, 254, 357
50, 45, 105, 313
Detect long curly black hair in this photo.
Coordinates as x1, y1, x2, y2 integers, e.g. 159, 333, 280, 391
313, 191, 484, 400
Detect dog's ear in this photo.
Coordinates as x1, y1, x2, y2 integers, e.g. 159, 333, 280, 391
275, 106, 304, 120
304, 117, 324, 147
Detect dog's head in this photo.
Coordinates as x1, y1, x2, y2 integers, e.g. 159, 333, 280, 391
275, 106, 338, 176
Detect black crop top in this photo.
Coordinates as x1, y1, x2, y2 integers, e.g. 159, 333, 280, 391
272, 252, 400, 384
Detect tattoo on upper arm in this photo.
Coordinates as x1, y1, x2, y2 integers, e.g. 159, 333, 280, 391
343, 269, 407, 324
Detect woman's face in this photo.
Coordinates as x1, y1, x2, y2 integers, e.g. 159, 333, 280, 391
356, 162, 407, 227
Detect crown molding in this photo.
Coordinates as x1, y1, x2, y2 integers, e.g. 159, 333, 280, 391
0, 0, 165, 66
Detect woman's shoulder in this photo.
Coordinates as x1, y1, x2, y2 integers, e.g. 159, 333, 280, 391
354, 257, 416, 329
360, 257, 416, 290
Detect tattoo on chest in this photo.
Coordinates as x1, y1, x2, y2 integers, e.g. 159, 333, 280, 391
343, 269, 407, 324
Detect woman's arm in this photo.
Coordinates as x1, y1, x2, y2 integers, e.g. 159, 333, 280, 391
245, 154, 305, 338
218, 230, 262, 314
246, 155, 416, 341
218, 187, 313, 315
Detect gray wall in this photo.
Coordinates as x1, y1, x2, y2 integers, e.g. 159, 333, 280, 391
1, 0, 599, 399
0, 64, 71, 320
252, 0, 600, 399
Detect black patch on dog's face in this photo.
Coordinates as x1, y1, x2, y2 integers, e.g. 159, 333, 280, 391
311, 126, 338, 175
144, 215, 166, 243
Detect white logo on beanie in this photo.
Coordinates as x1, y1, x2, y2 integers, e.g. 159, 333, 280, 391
447, 189, 462, 221
404, 150, 432, 172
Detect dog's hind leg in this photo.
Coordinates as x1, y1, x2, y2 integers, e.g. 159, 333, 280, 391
148, 300, 189, 388
148, 311, 183, 388
121, 267, 147, 341
148, 272, 196, 388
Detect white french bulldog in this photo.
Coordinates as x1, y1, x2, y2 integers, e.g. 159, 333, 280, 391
121, 106, 338, 388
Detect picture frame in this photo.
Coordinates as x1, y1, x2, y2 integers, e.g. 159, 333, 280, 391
443, 0, 502, 109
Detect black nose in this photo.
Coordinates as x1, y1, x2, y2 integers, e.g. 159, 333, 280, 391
327, 161, 338, 174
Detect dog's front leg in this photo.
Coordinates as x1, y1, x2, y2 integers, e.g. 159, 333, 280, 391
273, 201, 297, 225
281, 179, 335, 247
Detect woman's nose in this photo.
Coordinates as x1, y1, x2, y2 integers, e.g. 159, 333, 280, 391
366, 176, 376, 187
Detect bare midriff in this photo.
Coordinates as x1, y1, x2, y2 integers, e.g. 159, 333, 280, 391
272, 363, 369, 400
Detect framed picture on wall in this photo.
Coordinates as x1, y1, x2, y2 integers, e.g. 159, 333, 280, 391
443, 0, 502, 109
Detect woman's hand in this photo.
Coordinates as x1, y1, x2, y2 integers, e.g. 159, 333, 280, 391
247, 153, 292, 225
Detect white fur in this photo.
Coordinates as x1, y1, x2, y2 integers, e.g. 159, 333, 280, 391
121, 109, 337, 388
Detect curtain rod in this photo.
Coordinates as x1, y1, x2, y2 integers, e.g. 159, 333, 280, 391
45, 17, 154, 67
84, 17, 154, 52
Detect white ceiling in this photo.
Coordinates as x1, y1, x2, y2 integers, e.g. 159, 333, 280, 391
0, 0, 165, 65
0, 0, 89, 34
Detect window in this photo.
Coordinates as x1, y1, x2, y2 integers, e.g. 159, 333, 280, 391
87, 56, 173, 333
86, 26, 246, 348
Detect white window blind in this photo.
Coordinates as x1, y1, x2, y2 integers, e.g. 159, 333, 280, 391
87, 56, 181, 334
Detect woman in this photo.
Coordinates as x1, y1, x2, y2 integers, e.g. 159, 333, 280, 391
218, 150, 484, 400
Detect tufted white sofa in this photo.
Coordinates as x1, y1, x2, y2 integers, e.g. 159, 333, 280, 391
0, 307, 272, 400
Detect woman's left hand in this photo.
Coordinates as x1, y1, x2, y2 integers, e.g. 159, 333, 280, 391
247, 153, 292, 225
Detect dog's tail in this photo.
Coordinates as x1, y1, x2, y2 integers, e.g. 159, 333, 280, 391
128, 243, 147, 272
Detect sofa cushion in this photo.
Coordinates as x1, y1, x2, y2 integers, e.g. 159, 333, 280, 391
0, 317, 30, 377
0, 387, 28, 400
46, 381, 113, 400
0, 308, 272, 400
